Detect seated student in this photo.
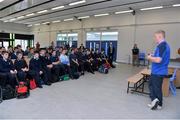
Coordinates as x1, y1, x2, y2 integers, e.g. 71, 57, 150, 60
14, 52, 29, 82
28, 48, 34, 59
29, 51, 48, 88
75, 48, 85, 75
0, 51, 17, 88
11, 47, 18, 61
50, 50, 65, 76
69, 48, 79, 74
84, 50, 95, 74
94, 49, 103, 68
100, 49, 108, 64
39, 49, 52, 85
24, 46, 30, 56
59, 49, 72, 77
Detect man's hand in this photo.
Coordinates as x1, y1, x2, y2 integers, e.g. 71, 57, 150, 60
40, 71, 43, 75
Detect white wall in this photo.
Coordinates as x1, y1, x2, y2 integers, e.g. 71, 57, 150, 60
31, 7, 180, 63
0, 21, 31, 34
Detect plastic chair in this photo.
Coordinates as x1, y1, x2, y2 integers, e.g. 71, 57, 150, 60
169, 69, 177, 96
138, 52, 146, 66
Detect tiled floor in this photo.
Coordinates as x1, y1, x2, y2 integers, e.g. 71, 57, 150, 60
0, 64, 179, 119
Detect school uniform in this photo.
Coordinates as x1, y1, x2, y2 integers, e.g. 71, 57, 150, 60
29, 58, 46, 87
50, 56, 65, 76
0, 58, 17, 88
84, 54, 94, 74
75, 51, 85, 74
14, 59, 28, 82
69, 53, 79, 73
39, 56, 52, 85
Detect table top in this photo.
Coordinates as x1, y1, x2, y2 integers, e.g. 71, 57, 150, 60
140, 68, 173, 77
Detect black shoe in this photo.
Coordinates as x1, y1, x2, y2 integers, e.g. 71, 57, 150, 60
81, 72, 84, 75
45, 82, 52, 86
38, 85, 43, 88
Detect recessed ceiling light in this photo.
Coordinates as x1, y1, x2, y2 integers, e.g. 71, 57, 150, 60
4, 20, 9, 23
173, 4, 180, 7
42, 22, 50, 25
17, 16, 25, 19
78, 16, 90, 19
69, 0, 86, 6
94, 13, 109, 17
9, 18, 16, 21
26, 13, 35, 17
115, 10, 133, 14
0, 0, 4, 3
51, 6, 65, 10
64, 18, 74, 21
52, 20, 61, 23
34, 23, 40, 26
140, 6, 163, 11
37, 10, 48, 14
27, 24, 33, 27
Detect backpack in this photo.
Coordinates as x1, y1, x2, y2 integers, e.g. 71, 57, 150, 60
16, 82, 30, 99
1, 85, 16, 100
98, 65, 109, 74
60, 74, 70, 81
30, 79, 37, 90
72, 72, 80, 79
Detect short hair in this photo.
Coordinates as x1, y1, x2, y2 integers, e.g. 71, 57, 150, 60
2, 51, 8, 55
155, 30, 166, 38
17, 52, 23, 55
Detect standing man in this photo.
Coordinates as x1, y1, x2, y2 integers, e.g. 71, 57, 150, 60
132, 44, 139, 66
147, 30, 170, 110
108, 42, 115, 68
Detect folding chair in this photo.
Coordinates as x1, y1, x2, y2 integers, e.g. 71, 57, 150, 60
169, 69, 177, 96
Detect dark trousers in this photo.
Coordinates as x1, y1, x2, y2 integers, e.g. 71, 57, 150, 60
17, 71, 27, 82
149, 74, 163, 106
108, 54, 114, 67
0, 72, 17, 88
28, 70, 48, 86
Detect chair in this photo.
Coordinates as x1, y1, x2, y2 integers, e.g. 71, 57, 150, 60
169, 69, 177, 96
138, 52, 146, 66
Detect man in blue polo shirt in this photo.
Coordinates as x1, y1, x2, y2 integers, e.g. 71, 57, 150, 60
147, 30, 170, 110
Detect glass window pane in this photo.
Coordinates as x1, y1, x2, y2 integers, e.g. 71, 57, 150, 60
86, 32, 101, 41
102, 32, 118, 41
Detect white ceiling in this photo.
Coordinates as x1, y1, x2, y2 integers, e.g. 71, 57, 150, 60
0, 0, 179, 25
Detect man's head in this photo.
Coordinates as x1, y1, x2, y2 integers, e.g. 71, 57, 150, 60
62, 49, 67, 55
34, 51, 39, 59
154, 30, 165, 43
17, 52, 23, 60
134, 44, 137, 48
40, 48, 46, 56
52, 50, 56, 56
2, 51, 9, 60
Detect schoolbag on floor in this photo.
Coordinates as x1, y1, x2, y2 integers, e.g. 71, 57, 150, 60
2, 85, 16, 100
98, 65, 109, 74
60, 74, 70, 81
72, 72, 80, 79
30, 79, 37, 90
16, 82, 30, 99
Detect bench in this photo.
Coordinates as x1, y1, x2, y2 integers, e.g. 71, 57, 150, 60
127, 73, 146, 94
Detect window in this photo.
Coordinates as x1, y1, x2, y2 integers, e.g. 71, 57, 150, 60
101, 32, 118, 41
86, 32, 101, 41
57, 33, 78, 47
57, 33, 78, 41
15, 39, 28, 50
